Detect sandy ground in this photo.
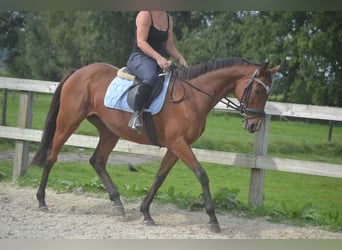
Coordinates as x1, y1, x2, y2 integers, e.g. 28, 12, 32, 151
1, 182, 342, 239
0, 151, 342, 239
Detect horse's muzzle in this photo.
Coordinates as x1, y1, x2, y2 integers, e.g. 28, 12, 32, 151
243, 118, 262, 133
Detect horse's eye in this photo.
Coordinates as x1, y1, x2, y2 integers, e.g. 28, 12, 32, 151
255, 89, 261, 95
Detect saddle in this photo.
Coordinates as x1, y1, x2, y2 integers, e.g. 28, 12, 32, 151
117, 67, 164, 109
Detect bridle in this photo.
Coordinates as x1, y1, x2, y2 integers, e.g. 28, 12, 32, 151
170, 66, 271, 120
239, 67, 270, 119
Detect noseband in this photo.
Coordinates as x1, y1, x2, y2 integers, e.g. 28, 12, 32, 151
172, 66, 270, 120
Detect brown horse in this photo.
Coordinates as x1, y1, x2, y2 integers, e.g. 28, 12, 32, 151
32, 57, 280, 233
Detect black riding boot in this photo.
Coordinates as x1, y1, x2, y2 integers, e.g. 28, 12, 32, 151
128, 83, 153, 133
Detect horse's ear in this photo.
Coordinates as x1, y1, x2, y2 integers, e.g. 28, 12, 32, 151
260, 59, 269, 72
269, 65, 281, 74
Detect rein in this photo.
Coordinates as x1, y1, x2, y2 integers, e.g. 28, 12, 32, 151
170, 72, 240, 110
170, 67, 270, 119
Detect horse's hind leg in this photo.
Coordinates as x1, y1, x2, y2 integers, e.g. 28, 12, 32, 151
36, 161, 53, 210
37, 116, 86, 210
87, 115, 125, 216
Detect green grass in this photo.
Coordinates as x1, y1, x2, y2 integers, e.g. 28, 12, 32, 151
1, 90, 342, 231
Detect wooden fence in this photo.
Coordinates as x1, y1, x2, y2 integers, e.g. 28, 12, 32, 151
1, 76, 342, 207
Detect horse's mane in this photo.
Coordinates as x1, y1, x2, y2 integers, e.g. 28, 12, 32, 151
175, 57, 260, 80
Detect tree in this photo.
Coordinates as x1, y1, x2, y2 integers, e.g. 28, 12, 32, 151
74, 11, 135, 67
171, 11, 218, 40
0, 11, 27, 76
7, 11, 136, 81
271, 11, 342, 106
178, 11, 342, 107
2, 11, 342, 106
23, 11, 80, 80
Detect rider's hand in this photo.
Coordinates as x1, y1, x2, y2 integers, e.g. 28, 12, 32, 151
178, 56, 188, 67
157, 57, 171, 70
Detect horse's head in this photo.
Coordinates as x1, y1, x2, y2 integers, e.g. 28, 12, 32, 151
236, 62, 280, 133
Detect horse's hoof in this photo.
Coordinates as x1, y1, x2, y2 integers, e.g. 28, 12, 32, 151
207, 223, 221, 233
113, 205, 125, 217
143, 219, 156, 226
38, 206, 49, 212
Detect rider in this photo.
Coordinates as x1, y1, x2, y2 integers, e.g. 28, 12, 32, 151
127, 11, 188, 133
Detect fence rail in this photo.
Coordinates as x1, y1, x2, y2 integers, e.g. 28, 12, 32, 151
1, 76, 342, 207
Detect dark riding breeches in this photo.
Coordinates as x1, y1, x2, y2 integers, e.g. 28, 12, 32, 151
126, 52, 161, 111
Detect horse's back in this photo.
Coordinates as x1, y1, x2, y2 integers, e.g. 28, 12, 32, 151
61, 62, 118, 94
76, 62, 118, 84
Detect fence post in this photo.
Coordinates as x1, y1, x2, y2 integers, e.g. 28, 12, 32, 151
248, 114, 271, 207
12, 91, 34, 179
1, 89, 7, 125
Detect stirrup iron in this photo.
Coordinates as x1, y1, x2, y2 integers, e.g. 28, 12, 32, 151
128, 111, 143, 133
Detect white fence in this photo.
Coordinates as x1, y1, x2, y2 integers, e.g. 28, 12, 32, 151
1, 76, 342, 207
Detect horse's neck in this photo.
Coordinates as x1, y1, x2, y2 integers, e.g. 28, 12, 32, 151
191, 67, 243, 110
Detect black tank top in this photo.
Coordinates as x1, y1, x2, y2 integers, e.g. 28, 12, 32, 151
132, 12, 169, 57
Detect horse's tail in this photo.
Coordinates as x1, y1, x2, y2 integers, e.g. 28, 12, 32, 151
31, 69, 77, 167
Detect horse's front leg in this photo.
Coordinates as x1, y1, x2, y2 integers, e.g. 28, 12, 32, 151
193, 163, 221, 233
140, 150, 178, 225
172, 140, 221, 233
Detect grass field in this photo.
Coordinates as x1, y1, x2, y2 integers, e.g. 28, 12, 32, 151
1, 91, 342, 230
